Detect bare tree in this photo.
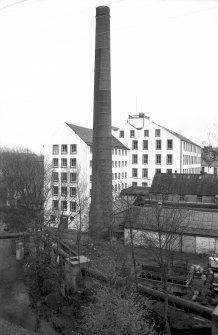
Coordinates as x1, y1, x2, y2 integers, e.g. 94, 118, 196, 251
126, 201, 192, 334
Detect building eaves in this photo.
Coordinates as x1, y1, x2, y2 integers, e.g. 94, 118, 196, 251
153, 122, 201, 147
65, 123, 129, 150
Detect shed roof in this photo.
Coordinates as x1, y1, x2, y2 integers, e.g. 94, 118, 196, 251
66, 123, 128, 149
150, 173, 218, 196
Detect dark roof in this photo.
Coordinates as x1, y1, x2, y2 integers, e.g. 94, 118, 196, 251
120, 186, 150, 197
66, 123, 128, 149
202, 159, 218, 167
150, 173, 218, 196
154, 123, 201, 147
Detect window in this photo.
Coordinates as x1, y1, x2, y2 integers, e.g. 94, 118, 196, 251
142, 182, 148, 187
70, 201, 76, 212
70, 158, 76, 168
53, 200, 59, 210
132, 140, 138, 150
214, 167, 217, 175
61, 187, 67, 197
119, 130, 124, 138
70, 187, 76, 197
130, 130, 135, 138
143, 140, 148, 150
53, 158, 58, 168
132, 182, 137, 186
122, 172, 124, 179
61, 145, 68, 154
115, 161, 117, 167
156, 154, 161, 164
89, 175, 92, 182
90, 146, 92, 153
125, 150, 127, 156
53, 186, 58, 196
144, 129, 149, 137
70, 173, 76, 183
52, 172, 59, 182
125, 172, 127, 178
118, 161, 121, 167
122, 161, 124, 167
115, 149, 117, 155
167, 139, 173, 150
61, 201, 67, 211
166, 169, 172, 174
53, 145, 59, 155
197, 195, 202, 203
61, 158, 67, 168
118, 173, 120, 179
61, 172, 67, 182
125, 161, 127, 167
201, 167, 205, 173
70, 144, 77, 154
156, 140, 162, 150
142, 168, 148, 178
119, 149, 121, 155
155, 129, 161, 137
132, 154, 138, 164
142, 154, 148, 164
167, 154, 173, 165
132, 168, 138, 178
115, 173, 117, 179
156, 169, 161, 174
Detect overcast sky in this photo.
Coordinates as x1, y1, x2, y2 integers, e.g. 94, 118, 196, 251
0, 0, 218, 153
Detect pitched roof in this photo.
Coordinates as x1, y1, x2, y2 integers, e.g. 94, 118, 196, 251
66, 123, 128, 149
153, 123, 201, 147
150, 173, 218, 196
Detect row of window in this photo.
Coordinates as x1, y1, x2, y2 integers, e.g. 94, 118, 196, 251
53, 158, 77, 168
53, 144, 77, 155
53, 200, 76, 211
182, 168, 202, 174
112, 148, 128, 156
52, 172, 76, 183
112, 161, 128, 168
132, 168, 173, 178
113, 172, 128, 180
120, 129, 161, 138
183, 155, 201, 165
114, 183, 128, 192
52, 186, 76, 197
132, 154, 172, 165
132, 139, 173, 150
183, 142, 201, 153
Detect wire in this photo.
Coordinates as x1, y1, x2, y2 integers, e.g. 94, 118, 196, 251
0, 0, 34, 11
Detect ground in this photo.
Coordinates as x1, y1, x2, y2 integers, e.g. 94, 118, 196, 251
0, 220, 57, 334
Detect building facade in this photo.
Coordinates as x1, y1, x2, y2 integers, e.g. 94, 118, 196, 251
43, 122, 129, 227
112, 113, 201, 187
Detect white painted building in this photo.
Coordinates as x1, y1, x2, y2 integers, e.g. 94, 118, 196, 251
43, 122, 129, 227
112, 113, 201, 187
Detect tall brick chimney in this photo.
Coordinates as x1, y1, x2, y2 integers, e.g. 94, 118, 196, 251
89, 6, 112, 238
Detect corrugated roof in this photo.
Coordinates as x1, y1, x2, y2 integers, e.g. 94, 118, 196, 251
150, 173, 218, 196
120, 186, 150, 197
66, 123, 128, 149
154, 122, 201, 147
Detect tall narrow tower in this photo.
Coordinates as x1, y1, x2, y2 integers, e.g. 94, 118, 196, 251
90, 6, 112, 238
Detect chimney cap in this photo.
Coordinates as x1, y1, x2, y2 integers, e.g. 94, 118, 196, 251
96, 6, 110, 17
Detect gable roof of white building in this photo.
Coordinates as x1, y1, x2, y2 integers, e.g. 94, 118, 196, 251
66, 123, 128, 150
153, 122, 201, 147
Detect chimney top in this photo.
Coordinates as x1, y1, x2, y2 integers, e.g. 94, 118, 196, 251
96, 6, 110, 17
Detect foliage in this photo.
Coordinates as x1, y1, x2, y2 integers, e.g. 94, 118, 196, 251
80, 287, 156, 335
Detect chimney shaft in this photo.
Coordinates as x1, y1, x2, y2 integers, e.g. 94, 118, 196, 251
90, 6, 112, 238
